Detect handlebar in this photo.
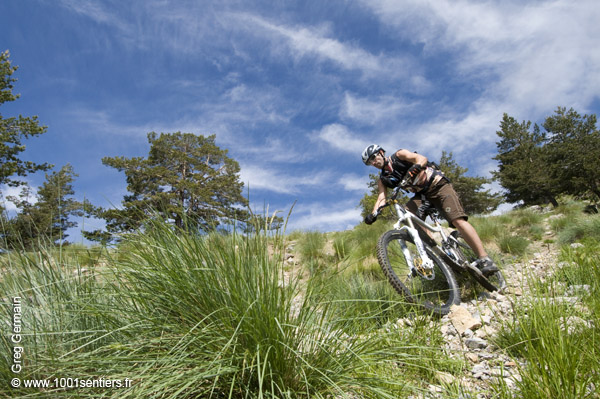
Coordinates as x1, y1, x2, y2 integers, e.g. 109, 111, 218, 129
374, 186, 405, 216
370, 169, 422, 220
373, 178, 436, 220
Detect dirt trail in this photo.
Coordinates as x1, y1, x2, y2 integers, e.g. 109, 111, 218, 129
282, 212, 587, 397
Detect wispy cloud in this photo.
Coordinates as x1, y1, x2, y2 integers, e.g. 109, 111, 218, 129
314, 123, 366, 154
240, 164, 332, 195
339, 173, 369, 192
341, 92, 417, 125
362, 0, 600, 116
354, 0, 600, 176
229, 13, 424, 84
287, 201, 362, 231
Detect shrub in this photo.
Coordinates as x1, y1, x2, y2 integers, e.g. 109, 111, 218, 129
497, 234, 529, 256
493, 239, 600, 399
557, 214, 600, 244
1, 220, 433, 398
469, 216, 509, 243
513, 208, 544, 228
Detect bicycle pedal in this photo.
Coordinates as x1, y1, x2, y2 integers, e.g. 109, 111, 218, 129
466, 262, 484, 278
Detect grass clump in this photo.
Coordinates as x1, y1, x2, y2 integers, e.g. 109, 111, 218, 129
469, 215, 508, 243
321, 273, 403, 330
331, 221, 389, 272
1, 219, 443, 398
497, 234, 530, 256
493, 239, 600, 399
553, 238, 600, 292
556, 213, 600, 244
512, 208, 545, 228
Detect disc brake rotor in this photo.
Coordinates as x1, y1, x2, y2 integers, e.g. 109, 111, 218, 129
414, 257, 434, 278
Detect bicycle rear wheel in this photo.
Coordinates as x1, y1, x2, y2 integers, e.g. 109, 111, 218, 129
450, 231, 506, 292
376, 229, 459, 316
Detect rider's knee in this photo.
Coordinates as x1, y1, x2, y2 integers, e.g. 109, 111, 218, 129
450, 216, 469, 229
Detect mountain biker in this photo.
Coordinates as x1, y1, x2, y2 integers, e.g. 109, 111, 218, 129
362, 144, 498, 276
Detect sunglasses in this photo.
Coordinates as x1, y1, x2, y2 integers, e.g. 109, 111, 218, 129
367, 153, 378, 165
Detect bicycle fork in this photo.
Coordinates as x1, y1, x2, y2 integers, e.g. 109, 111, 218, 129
394, 225, 436, 280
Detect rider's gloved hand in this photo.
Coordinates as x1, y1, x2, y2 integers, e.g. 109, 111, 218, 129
365, 213, 377, 225
406, 164, 423, 180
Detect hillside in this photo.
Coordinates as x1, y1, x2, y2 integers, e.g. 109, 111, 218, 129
1, 198, 599, 398
283, 199, 599, 397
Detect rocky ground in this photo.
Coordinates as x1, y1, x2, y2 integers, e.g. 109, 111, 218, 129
406, 240, 590, 398
281, 240, 562, 397
434, 247, 559, 397
281, 210, 595, 398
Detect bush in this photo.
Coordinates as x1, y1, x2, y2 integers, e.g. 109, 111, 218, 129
1, 220, 432, 398
557, 214, 600, 244
323, 273, 404, 329
297, 230, 325, 260
497, 234, 529, 256
513, 208, 545, 228
469, 216, 509, 243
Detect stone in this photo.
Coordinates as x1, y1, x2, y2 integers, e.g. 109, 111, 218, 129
567, 285, 591, 296
465, 353, 479, 363
465, 337, 488, 349
435, 371, 456, 385
449, 305, 482, 335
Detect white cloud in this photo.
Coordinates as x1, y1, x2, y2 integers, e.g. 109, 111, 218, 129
315, 124, 366, 154
287, 201, 362, 231
355, 0, 600, 173
362, 0, 600, 117
339, 173, 369, 192
341, 92, 417, 125
240, 164, 332, 195
58, 0, 120, 25
0, 184, 37, 214
230, 13, 424, 84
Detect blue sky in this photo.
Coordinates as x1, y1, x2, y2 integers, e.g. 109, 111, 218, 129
1, 0, 599, 241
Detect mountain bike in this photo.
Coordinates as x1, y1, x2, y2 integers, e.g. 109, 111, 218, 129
374, 184, 505, 316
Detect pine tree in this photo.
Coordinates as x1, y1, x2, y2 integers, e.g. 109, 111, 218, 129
543, 107, 600, 201
0, 50, 51, 187
88, 132, 248, 240
493, 114, 560, 206
3, 164, 83, 249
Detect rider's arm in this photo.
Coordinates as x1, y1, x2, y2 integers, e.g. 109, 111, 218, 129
395, 149, 427, 168
371, 178, 387, 214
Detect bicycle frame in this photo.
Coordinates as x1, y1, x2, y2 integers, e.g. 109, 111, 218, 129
386, 187, 452, 280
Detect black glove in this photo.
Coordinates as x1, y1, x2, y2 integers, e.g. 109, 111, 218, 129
406, 164, 423, 180
365, 213, 377, 225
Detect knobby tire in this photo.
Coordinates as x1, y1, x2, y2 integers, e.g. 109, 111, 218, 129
376, 229, 460, 316
451, 233, 506, 292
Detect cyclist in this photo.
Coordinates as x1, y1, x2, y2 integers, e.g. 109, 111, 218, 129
362, 144, 498, 276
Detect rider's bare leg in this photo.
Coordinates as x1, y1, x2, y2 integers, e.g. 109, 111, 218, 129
451, 217, 487, 258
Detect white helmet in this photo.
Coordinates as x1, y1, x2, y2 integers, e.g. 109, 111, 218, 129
362, 144, 383, 164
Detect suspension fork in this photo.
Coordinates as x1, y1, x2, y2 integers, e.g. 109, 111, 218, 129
392, 203, 435, 278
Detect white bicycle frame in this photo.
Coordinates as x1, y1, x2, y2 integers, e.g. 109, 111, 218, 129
387, 187, 452, 281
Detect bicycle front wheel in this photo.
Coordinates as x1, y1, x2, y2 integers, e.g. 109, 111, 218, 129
376, 230, 460, 316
